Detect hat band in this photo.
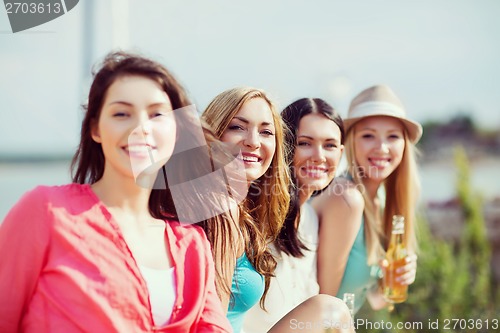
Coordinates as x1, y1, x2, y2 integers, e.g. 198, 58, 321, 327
349, 101, 406, 119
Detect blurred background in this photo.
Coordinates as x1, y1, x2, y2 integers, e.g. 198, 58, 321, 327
1, 0, 499, 329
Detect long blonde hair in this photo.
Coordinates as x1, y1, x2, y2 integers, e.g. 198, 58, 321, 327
345, 127, 420, 265
201, 87, 291, 307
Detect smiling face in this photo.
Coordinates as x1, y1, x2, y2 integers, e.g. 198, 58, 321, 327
353, 116, 405, 184
220, 97, 276, 183
293, 113, 344, 197
91, 75, 176, 182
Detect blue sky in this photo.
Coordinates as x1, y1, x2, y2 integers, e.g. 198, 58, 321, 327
1, 0, 499, 155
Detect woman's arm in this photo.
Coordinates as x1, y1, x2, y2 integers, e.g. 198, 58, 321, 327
311, 181, 364, 296
0, 188, 49, 333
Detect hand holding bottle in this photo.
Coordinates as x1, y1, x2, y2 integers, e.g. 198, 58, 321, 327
381, 215, 418, 303
397, 254, 417, 285
380, 254, 417, 285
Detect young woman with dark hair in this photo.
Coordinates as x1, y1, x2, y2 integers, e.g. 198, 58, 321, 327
0, 51, 231, 333
242, 98, 347, 332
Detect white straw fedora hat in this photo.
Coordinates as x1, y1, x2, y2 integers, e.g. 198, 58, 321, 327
345, 84, 423, 143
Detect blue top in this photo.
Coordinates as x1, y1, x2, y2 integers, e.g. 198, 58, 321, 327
227, 253, 264, 333
336, 217, 381, 314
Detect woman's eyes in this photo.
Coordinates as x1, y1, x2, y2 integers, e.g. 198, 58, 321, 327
113, 112, 129, 117
360, 133, 401, 140
151, 111, 166, 118
260, 130, 275, 136
297, 141, 336, 149
228, 125, 244, 131
227, 125, 274, 136
112, 111, 167, 118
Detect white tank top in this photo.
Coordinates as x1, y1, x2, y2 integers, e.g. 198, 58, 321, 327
243, 202, 319, 332
139, 265, 176, 326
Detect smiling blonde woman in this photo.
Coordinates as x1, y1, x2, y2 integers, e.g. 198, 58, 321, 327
312, 84, 422, 314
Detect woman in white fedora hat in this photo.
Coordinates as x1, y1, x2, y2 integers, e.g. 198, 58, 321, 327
311, 84, 422, 314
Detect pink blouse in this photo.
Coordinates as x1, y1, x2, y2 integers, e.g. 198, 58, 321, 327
0, 184, 231, 333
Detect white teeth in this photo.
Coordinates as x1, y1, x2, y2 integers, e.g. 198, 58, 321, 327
304, 168, 326, 176
370, 159, 389, 167
240, 156, 259, 162
126, 146, 152, 153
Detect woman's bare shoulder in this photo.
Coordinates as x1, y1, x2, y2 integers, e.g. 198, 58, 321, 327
312, 178, 364, 213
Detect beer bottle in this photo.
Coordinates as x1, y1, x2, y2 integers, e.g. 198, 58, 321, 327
383, 215, 408, 303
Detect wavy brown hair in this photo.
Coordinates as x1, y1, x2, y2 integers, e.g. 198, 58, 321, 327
201, 87, 291, 308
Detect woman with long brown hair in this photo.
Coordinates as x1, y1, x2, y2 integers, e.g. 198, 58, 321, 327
243, 97, 348, 333
0, 51, 231, 333
202, 89, 353, 333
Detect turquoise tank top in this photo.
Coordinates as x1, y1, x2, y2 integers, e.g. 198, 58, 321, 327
336, 217, 381, 314
227, 253, 264, 333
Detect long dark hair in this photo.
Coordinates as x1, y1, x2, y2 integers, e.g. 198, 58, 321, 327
276, 98, 345, 257
71, 51, 191, 220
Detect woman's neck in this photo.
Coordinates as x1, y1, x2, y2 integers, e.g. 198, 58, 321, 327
298, 187, 313, 206
91, 170, 153, 220
362, 178, 382, 201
